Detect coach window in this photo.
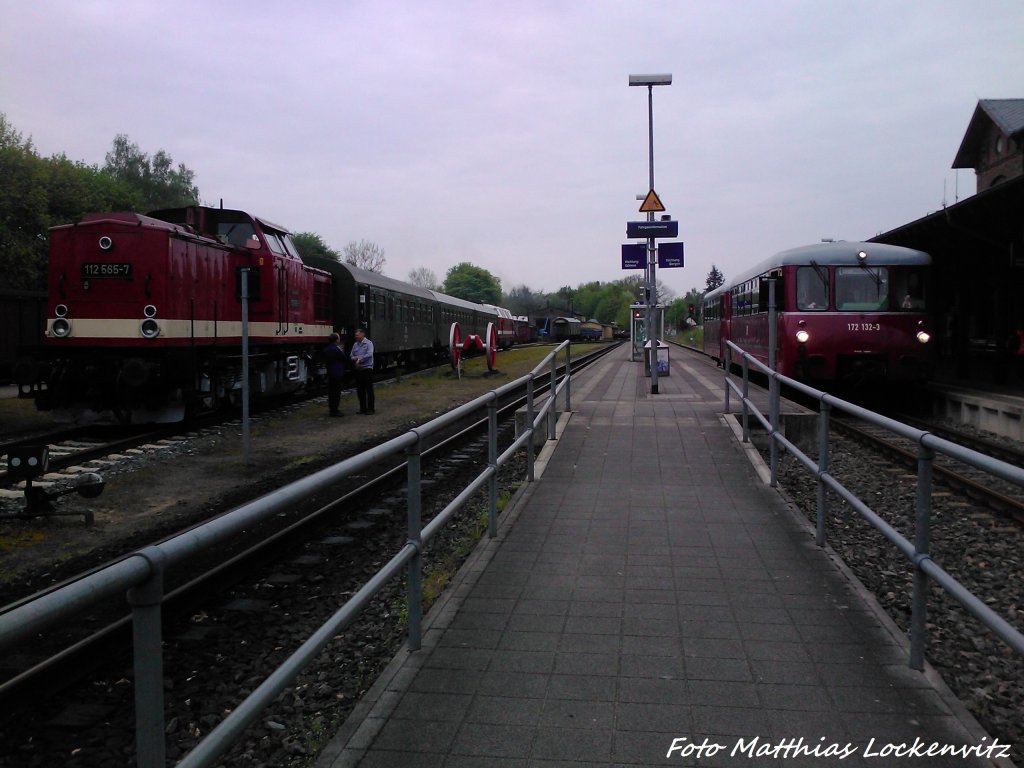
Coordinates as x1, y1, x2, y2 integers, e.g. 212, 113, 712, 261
796, 267, 828, 310
836, 266, 888, 311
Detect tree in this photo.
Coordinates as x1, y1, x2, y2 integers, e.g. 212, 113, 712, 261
342, 239, 386, 273
408, 267, 439, 290
442, 262, 502, 304
292, 232, 341, 262
706, 264, 725, 292
503, 284, 546, 316
0, 115, 140, 290
102, 134, 199, 211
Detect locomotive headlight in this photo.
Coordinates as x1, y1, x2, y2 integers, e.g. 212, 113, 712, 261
143, 304, 157, 318
52, 318, 71, 337
98, 236, 113, 251
140, 318, 160, 339
55, 303, 69, 318
795, 329, 810, 344
916, 330, 931, 344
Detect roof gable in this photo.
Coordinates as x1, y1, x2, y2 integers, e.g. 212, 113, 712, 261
953, 99, 1024, 169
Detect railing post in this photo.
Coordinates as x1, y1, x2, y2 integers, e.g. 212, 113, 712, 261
487, 396, 498, 538
406, 436, 423, 651
909, 443, 934, 671
723, 345, 731, 413
768, 374, 779, 487
768, 279, 779, 487
548, 354, 557, 440
816, 400, 830, 547
526, 376, 536, 482
741, 355, 750, 442
126, 547, 167, 768
565, 343, 572, 412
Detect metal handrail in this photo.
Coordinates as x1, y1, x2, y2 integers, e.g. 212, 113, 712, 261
0, 341, 574, 768
723, 340, 1024, 672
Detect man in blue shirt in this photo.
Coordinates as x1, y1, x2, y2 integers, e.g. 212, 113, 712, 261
350, 327, 375, 415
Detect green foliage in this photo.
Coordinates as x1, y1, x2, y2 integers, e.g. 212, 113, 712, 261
103, 134, 199, 211
292, 231, 341, 262
706, 263, 725, 291
570, 281, 635, 325
0, 115, 203, 291
503, 284, 546, 316
443, 262, 502, 303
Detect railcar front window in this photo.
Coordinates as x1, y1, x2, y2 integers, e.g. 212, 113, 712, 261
796, 267, 828, 310
836, 267, 888, 311
893, 267, 927, 310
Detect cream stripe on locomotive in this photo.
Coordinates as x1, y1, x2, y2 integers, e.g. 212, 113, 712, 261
47, 317, 335, 341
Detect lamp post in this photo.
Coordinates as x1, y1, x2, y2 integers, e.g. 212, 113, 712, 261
629, 73, 671, 394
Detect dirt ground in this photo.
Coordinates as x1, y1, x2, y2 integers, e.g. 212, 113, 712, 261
0, 346, 568, 595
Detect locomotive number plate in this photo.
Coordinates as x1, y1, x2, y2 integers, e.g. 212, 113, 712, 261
81, 262, 132, 278
846, 323, 881, 331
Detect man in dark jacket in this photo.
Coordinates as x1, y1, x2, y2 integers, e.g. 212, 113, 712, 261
323, 333, 347, 416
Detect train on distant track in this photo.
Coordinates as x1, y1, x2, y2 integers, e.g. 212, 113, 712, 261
13, 205, 526, 423
702, 241, 933, 384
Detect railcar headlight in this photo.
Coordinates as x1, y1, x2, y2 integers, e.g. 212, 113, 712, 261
52, 318, 71, 337
916, 331, 931, 344
795, 329, 810, 343
140, 318, 160, 339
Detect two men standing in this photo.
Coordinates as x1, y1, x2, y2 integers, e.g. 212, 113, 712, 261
322, 327, 374, 417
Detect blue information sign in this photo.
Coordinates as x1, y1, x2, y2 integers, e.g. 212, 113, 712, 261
657, 241, 684, 268
621, 243, 645, 270
626, 220, 678, 239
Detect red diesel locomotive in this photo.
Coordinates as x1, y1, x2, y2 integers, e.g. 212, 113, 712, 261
702, 241, 933, 383
16, 206, 332, 422
15, 204, 510, 423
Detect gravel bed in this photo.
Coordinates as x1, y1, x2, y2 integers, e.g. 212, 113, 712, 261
760, 422, 1024, 759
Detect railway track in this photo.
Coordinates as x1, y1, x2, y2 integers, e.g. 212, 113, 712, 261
0, 345, 612, 766
832, 413, 1024, 524
0, 359, 479, 499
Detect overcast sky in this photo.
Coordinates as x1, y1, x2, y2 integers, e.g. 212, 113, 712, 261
3, 1, 1021, 300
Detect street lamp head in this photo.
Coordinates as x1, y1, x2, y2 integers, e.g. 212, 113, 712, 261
629, 74, 672, 86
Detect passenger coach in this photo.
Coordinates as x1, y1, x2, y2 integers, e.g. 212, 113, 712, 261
703, 242, 933, 383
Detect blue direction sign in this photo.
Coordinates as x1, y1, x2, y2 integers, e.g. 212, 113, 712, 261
627, 220, 678, 239
658, 241, 684, 268
621, 243, 645, 269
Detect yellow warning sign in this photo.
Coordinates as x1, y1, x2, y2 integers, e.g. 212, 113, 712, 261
639, 189, 665, 213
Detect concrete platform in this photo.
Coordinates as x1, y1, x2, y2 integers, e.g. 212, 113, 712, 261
315, 349, 1011, 768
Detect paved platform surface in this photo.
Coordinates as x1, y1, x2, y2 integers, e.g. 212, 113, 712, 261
316, 349, 1009, 767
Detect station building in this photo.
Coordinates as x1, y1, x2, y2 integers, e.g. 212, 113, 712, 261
871, 99, 1024, 384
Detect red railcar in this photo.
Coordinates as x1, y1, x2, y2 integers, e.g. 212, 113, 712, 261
702, 242, 933, 384
20, 207, 332, 422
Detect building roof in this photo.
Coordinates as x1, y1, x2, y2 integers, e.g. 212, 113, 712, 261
952, 99, 1024, 169
870, 172, 1024, 251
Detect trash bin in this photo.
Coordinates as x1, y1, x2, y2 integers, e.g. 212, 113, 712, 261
644, 340, 670, 377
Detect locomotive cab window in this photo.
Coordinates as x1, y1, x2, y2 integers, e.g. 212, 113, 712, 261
835, 267, 888, 311
796, 267, 828, 311
217, 221, 257, 247
893, 267, 927, 310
